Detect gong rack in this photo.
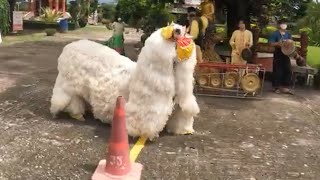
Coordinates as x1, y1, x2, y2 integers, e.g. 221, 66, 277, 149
194, 62, 266, 99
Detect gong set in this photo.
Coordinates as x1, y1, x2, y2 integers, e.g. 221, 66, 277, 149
195, 62, 266, 98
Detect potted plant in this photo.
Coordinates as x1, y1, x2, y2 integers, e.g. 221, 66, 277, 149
45, 28, 56, 36
40, 7, 63, 36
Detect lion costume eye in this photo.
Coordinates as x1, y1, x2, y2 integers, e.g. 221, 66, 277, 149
175, 29, 181, 35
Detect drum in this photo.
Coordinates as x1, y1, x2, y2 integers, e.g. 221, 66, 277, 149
281, 39, 306, 66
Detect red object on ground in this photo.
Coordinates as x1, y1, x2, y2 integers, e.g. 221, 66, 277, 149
105, 96, 131, 175
91, 96, 143, 180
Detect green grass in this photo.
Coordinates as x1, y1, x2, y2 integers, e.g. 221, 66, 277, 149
307, 46, 320, 68
80, 25, 108, 32
2, 32, 46, 46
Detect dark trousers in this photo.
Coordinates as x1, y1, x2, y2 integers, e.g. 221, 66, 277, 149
272, 55, 292, 88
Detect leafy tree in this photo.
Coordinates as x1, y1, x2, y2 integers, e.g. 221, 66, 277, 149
249, 0, 311, 27
7, 0, 16, 32
0, 0, 11, 35
115, 0, 310, 38
68, 0, 89, 28
116, 0, 148, 27
215, 0, 310, 36
89, 0, 99, 14
116, 0, 175, 32
297, 1, 320, 46
100, 3, 116, 20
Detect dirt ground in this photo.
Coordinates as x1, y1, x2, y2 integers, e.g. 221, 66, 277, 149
0, 27, 320, 180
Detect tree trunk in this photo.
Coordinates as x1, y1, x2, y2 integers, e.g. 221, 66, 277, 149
222, 0, 250, 37
8, 0, 16, 32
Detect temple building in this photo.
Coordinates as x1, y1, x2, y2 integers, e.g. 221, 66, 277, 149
27, 0, 67, 16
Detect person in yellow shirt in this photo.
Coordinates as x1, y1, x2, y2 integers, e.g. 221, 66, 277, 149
229, 19, 253, 64
186, 7, 209, 63
200, 0, 215, 22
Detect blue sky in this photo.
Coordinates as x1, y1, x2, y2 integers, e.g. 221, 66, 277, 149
99, 0, 117, 4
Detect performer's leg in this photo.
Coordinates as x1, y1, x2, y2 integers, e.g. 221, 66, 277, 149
239, 59, 247, 77
121, 34, 125, 56
282, 57, 292, 87
196, 45, 203, 63
272, 58, 282, 92
281, 57, 294, 94
231, 50, 241, 64
231, 53, 237, 64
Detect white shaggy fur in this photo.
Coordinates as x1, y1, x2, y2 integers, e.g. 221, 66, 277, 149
50, 40, 136, 122
166, 41, 200, 135
50, 24, 200, 140
124, 29, 177, 139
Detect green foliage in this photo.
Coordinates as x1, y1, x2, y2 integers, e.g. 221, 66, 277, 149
299, 27, 312, 35
297, 1, 320, 46
40, 7, 63, 23
269, 0, 310, 20
261, 25, 277, 37
79, 17, 88, 28
117, 0, 175, 33
68, 0, 88, 29
90, 0, 99, 14
249, 0, 311, 28
116, 0, 148, 27
100, 4, 116, 21
0, 0, 11, 35
139, 4, 177, 34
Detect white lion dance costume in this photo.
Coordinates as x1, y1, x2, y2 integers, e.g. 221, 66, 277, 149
50, 23, 200, 140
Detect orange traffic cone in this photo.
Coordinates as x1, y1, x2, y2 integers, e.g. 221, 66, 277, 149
92, 96, 143, 180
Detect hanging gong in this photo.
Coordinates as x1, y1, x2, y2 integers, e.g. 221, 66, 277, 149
197, 75, 209, 86
240, 73, 261, 93
210, 73, 222, 87
224, 71, 238, 88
